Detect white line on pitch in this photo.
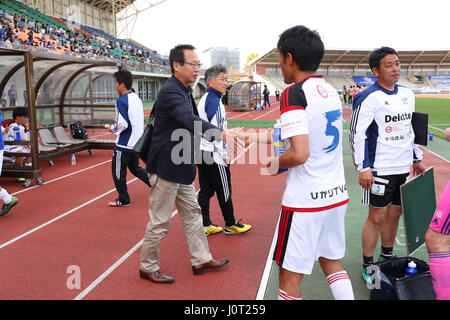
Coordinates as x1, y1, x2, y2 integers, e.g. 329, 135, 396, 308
11, 160, 112, 196
420, 146, 450, 163
228, 111, 250, 120
0, 178, 138, 250
73, 238, 145, 300
256, 226, 278, 300
74, 144, 257, 300
251, 107, 278, 120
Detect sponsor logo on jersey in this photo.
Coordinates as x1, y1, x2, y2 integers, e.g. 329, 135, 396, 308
316, 85, 328, 98
310, 184, 347, 200
385, 112, 412, 123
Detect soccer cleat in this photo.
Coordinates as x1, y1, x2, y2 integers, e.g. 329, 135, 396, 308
204, 224, 223, 236
0, 196, 18, 217
224, 219, 252, 235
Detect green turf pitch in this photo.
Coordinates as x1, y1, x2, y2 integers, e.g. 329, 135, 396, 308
415, 97, 450, 139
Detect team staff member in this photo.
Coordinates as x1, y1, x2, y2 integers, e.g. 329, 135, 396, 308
349, 47, 426, 283
196, 64, 251, 236
263, 85, 270, 109
139, 45, 238, 284
240, 25, 354, 300
107, 70, 151, 207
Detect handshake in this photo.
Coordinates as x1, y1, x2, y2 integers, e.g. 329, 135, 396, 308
220, 128, 280, 175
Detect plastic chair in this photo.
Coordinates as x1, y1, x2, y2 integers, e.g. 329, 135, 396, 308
53, 126, 85, 145
38, 128, 71, 147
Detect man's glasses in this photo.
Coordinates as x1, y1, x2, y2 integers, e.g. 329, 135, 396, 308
183, 61, 202, 69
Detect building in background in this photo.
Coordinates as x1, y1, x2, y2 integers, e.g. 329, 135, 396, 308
202, 47, 240, 72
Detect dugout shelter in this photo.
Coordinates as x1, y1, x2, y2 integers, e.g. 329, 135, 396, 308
0, 47, 121, 186
227, 81, 262, 111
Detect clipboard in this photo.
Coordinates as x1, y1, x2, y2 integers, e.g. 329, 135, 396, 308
400, 167, 436, 255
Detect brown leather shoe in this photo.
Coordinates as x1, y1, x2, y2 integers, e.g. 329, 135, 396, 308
139, 269, 174, 284
192, 258, 230, 275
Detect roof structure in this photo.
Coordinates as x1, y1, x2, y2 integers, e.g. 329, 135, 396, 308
82, 0, 136, 13
252, 48, 450, 70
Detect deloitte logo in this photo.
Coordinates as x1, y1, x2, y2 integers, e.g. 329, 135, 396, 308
385, 112, 411, 123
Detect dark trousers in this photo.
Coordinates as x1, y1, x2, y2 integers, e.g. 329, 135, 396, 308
112, 149, 150, 204
263, 96, 270, 108
197, 153, 235, 227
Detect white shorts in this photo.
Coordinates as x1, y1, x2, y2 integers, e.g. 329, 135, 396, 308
273, 204, 347, 275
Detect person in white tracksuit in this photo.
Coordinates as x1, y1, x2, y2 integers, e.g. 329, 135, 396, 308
196, 64, 251, 236
107, 70, 151, 207
349, 47, 426, 283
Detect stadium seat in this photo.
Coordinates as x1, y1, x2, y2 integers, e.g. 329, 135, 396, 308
38, 143, 57, 152
38, 128, 71, 147
53, 126, 85, 145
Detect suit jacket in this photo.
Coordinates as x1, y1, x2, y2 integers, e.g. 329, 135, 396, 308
146, 75, 222, 184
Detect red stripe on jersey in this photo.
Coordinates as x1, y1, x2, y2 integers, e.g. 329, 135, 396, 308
281, 198, 349, 213
280, 105, 305, 115
301, 75, 324, 81
280, 83, 295, 114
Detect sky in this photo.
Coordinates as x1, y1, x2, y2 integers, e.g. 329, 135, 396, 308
120, 0, 450, 70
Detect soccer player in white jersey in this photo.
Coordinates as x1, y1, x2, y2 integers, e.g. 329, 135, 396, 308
349, 47, 426, 283
240, 25, 354, 300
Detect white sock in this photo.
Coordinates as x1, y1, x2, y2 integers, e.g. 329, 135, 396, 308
327, 271, 354, 300
0, 188, 12, 204
277, 289, 302, 300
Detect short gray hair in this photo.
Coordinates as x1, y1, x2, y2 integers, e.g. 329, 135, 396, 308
205, 64, 227, 84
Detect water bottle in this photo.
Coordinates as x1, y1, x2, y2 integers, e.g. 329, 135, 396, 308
429, 132, 433, 141
13, 126, 21, 141
405, 261, 419, 277
71, 154, 76, 165
272, 120, 287, 173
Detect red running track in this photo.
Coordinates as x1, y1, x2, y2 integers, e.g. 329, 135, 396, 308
0, 137, 287, 300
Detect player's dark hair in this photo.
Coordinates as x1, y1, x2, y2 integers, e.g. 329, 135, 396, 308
169, 44, 196, 73
369, 47, 398, 71
277, 25, 324, 71
113, 70, 133, 90
12, 107, 28, 119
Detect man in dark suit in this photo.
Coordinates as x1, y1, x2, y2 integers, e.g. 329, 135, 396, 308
139, 44, 237, 284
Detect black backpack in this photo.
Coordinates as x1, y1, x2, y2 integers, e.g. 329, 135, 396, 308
69, 121, 88, 140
